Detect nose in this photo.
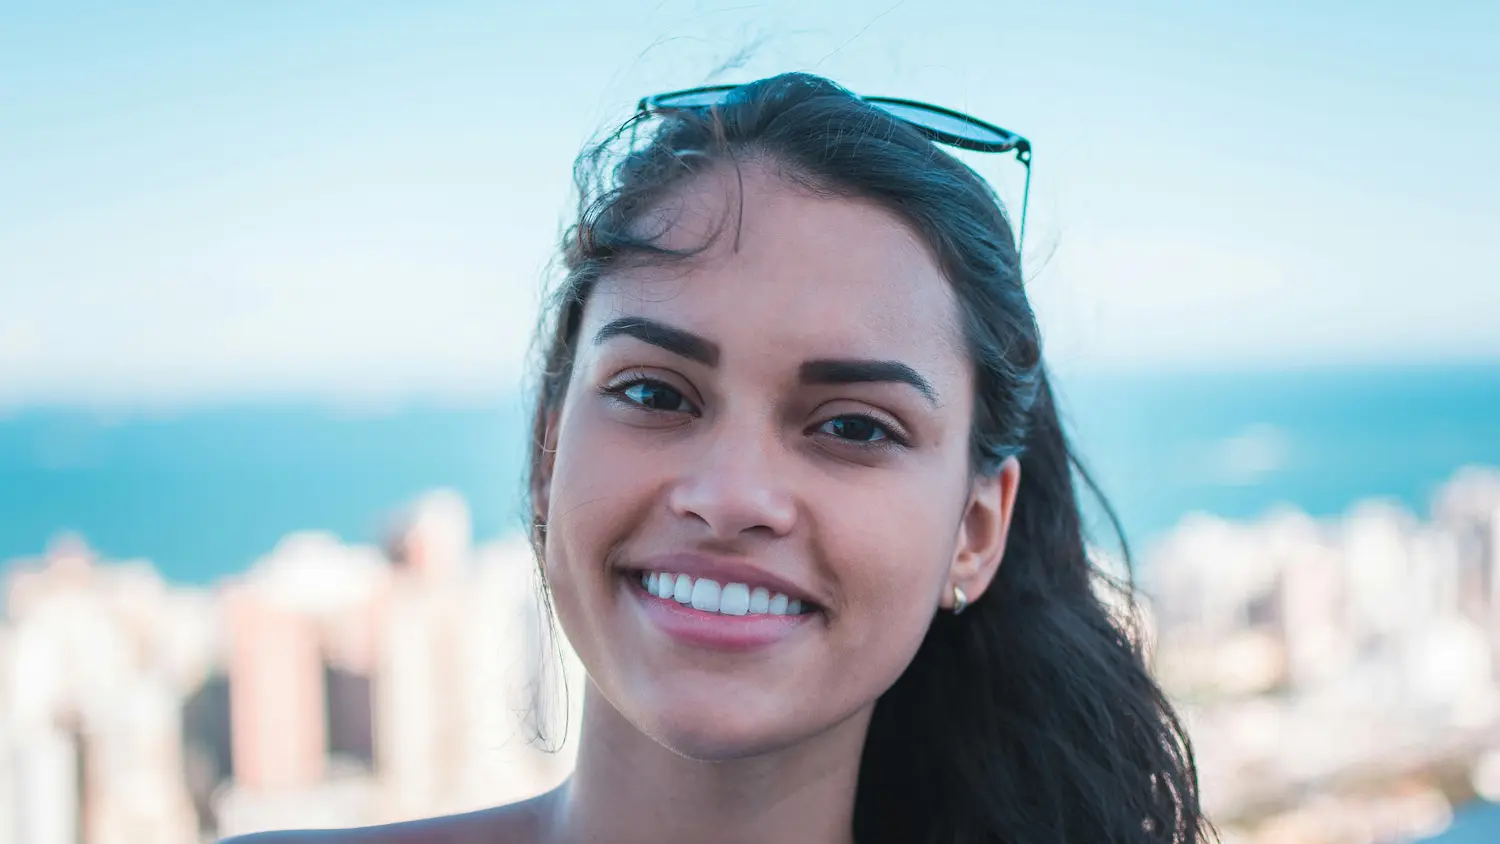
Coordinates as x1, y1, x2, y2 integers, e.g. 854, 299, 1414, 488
666, 417, 798, 540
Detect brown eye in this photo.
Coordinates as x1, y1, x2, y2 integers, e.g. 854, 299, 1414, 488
819, 415, 890, 443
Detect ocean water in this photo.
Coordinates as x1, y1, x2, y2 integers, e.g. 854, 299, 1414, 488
0, 398, 536, 583
1059, 363, 1500, 556
2, 364, 1498, 583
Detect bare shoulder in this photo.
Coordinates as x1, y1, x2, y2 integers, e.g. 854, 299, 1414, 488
218, 790, 554, 844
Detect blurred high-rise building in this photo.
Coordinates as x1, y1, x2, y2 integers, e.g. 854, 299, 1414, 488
212, 532, 387, 835
0, 535, 202, 844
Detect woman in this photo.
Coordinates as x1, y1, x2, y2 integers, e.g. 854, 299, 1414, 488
230, 72, 1207, 844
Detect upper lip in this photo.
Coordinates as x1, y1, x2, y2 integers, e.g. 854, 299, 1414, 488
626, 552, 819, 606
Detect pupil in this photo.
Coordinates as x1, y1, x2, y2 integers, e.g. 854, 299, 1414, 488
835, 417, 877, 441
647, 387, 673, 409
632, 383, 679, 410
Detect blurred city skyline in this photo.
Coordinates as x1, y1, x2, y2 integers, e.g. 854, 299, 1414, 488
3, 0, 1497, 410
5, 470, 1500, 842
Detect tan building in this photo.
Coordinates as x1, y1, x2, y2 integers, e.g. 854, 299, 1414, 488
223, 587, 328, 792
213, 531, 387, 837
375, 492, 579, 822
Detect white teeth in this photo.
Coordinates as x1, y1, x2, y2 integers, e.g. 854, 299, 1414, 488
690, 579, 722, 612
748, 587, 770, 614
642, 572, 807, 618
672, 574, 694, 604
719, 583, 750, 616
768, 593, 789, 616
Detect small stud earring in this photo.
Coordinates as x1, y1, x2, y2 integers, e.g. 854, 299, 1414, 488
952, 584, 968, 615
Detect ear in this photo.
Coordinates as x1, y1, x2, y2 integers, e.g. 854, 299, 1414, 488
945, 456, 1022, 609
532, 408, 562, 532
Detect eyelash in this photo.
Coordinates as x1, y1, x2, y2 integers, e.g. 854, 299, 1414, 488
600, 374, 912, 451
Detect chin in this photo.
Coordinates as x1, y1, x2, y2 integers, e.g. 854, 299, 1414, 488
637, 688, 810, 762
651, 718, 799, 762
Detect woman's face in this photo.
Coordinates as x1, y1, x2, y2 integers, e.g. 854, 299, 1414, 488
538, 163, 1014, 760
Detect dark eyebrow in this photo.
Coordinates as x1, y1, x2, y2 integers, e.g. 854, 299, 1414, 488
800, 359, 939, 405
593, 317, 720, 367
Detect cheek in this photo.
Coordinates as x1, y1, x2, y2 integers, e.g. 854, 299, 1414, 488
547, 396, 666, 540
820, 469, 960, 651
540, 405, 657, 633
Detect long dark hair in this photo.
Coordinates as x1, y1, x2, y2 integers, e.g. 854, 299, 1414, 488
527, 73, 1208, 844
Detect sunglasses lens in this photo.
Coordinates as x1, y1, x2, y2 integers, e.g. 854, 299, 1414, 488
650, 88, 734, 110
869, 101, 1015, 148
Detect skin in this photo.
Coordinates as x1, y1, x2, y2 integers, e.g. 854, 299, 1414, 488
223, 161, 1020, 844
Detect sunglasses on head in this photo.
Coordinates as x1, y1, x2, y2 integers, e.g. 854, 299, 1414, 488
637, 84, 1033, 256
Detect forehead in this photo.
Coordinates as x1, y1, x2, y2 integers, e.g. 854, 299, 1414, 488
585, 164, 969, 381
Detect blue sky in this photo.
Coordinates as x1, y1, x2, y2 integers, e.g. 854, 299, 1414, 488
1, 0, 1496, 408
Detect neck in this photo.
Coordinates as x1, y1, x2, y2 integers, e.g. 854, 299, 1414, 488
543, 680, 869, 844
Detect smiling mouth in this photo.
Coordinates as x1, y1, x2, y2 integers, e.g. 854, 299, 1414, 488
627, 570, 817, 617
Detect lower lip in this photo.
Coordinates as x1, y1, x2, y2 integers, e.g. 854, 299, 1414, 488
625, 577, 814, 651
